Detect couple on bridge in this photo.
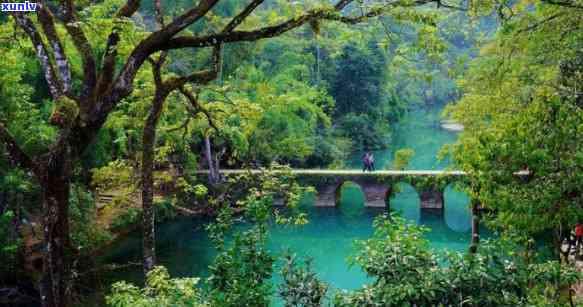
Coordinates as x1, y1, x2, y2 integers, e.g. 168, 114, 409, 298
362, 152, 375, 172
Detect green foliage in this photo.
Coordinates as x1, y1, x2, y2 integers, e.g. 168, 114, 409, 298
49, 96, 80, 128
391, 148, 415, 170
69, 184, 112, 252
0, 210, 21, 279
331, 43, 387, 116
334, 215, 581, 306
154, 198, 178, 222
444, 2, 583, 241
91, 160, 137, 193
329, 43, 394, 151
212, 164, 311, 227
207, 225, 275, 307
107, 266, 207, 307
205, 165, 312, 306
110, 207, 142, 232
279, 254, 328, 307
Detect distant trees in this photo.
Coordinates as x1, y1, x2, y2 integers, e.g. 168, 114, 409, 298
331, 43, 387, 116
328, 42, 394, 150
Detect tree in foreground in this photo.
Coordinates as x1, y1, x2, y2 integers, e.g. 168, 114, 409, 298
444, 0, 583, 256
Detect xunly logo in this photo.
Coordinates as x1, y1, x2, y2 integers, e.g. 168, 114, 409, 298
1, 1, 37, 12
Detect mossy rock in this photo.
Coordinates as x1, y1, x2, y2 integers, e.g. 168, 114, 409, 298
49, 96, 79, 127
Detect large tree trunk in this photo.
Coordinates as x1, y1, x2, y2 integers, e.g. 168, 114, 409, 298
141, 91, 168, 276
38, 152, 73, 307
0, 189, 6, 215
469, 201, 480, 254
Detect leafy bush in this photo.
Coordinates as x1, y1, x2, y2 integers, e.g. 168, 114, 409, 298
391, 148, 415, 170
207, 226, 275, 307
91, 160, 136, 193
110, 207, 142, 232
279, 254, 328, 307
107, 266, 207, 307
334, 215, 581, 307
69, 184, 113, 251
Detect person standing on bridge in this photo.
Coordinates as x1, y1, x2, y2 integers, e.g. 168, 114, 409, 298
362, 152, 371, 172
362, 152, 375, 172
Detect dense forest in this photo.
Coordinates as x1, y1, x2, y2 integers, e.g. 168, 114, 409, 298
0, 0, 582, 306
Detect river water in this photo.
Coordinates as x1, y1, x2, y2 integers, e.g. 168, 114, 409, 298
99, 106, 480, 302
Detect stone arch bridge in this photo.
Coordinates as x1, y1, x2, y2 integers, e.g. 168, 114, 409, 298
197, 169, 494, 248
199, 169, 468, 210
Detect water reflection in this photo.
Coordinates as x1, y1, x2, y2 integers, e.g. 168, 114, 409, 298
337, 182, 365, 217
389, 182, 420, 223
444, 185, 472, 232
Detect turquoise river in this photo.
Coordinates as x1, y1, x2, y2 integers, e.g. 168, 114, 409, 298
98, 106, 485, 304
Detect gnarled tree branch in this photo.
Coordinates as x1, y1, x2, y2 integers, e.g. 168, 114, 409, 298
160, 0, 435, 51
116, 0, 142, 18
0, 122, 37, 173
60, 0, 97, 101
179, 86, 219, 133
12, 13, 63, 98
36, 1, 72, 94
165, 45, 222, 89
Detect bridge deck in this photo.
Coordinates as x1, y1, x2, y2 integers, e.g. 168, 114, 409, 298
195, 169, 466, 176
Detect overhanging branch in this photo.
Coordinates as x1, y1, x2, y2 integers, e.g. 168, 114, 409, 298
0, 122, 37, 173
160, 0, 435, 51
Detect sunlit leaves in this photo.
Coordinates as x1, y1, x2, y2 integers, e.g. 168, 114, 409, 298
445, 2, 583, 239
107, 266, 206, 307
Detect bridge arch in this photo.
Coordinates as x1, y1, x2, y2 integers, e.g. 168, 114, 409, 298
389, 182, 420, 223
337, 181, 366, 216
443, 184, 471, 232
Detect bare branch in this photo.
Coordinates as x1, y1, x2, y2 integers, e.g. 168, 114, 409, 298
335, 0, 353, 10
116, 0, 142, 18
164, 117, 191, 133
541, 0, 583, 9
166, 45, 222, 89
95, 0, 144, 97
179, 86, 219, 133
109, 0, 220, 105
516, 12, 565, 34
162, 0, 436, 51
0, 122, 37, 173
151, 0, 220, 42
95, 31, 120, 95
436, 0, 468, 11
222, 0, 265, 33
